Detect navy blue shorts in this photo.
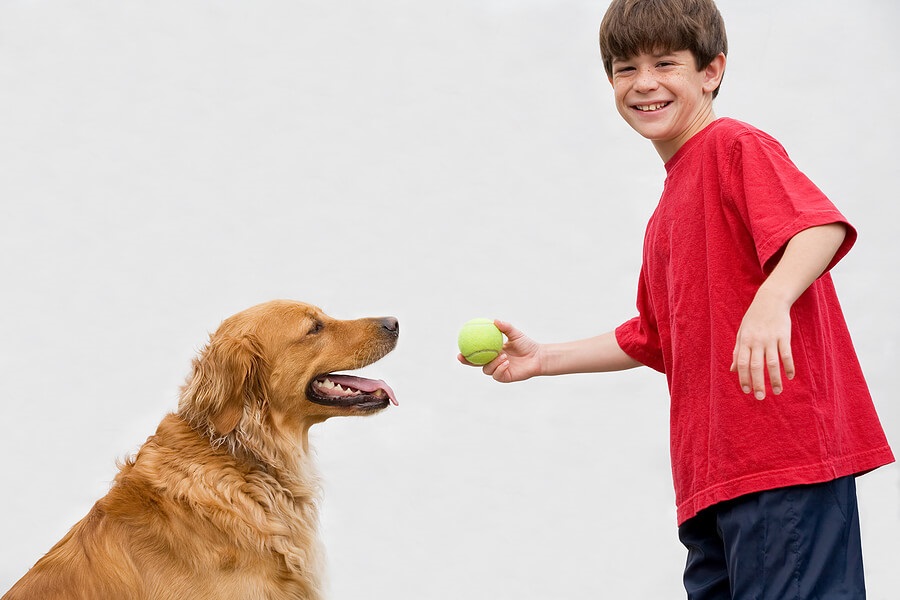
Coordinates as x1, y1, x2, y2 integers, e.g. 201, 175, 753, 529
678, 476, 866, 600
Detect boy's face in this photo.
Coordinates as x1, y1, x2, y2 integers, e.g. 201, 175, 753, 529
609, 49, 725, 161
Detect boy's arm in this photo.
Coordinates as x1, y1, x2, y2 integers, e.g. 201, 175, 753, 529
461, 322, 641, 383
540, 330, 642, 375
731, 223, 848, 399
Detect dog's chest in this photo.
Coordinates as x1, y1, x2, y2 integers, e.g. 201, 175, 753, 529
170, 567, 319, 600
217, 479, 324, 596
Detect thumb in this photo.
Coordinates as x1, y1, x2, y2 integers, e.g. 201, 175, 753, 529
492, 319, 518, 341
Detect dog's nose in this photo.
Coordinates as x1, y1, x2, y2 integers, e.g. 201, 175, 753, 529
380, 317, 399, 336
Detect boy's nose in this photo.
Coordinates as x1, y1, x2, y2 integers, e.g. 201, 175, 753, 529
634, 67, 659, 93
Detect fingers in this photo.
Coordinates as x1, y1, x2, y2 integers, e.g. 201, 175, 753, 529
732, 342, 759, 399
459, 351, 512, 382
483, 353, 511, 382
731, 340, 794, 400
781, 344, 795, 382
765, 343, 782, 396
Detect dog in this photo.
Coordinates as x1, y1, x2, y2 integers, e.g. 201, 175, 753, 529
2, 300, 399, 600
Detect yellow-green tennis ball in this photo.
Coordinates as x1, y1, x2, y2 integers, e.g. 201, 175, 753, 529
458, 318, 503, 365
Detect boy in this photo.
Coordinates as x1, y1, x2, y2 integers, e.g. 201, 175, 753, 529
459, 0, 894, 597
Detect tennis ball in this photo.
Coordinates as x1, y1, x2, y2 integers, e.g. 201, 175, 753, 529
458, 318, 503, 365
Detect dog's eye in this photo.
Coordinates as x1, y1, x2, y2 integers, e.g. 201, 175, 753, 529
307, 321, 324, 335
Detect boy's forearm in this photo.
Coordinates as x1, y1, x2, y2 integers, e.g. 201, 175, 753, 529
757, 223, 847, 306
541, 331, 642, 376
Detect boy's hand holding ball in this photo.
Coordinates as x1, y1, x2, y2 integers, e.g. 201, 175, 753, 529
457, 319, 544, 384
457, 318, 504, 365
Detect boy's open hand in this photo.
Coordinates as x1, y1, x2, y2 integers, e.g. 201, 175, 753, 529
457, 320, 542, 383
730, 289, 795, 400
729, 223, 847, 401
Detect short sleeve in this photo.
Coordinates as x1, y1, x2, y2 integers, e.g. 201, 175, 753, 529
616, 269, 666, 373
724, 131, 857, 274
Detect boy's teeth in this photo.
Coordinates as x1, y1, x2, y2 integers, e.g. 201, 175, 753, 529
637, 102, 668, 112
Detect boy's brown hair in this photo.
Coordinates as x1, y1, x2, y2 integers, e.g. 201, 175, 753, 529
599, 0, 728, 97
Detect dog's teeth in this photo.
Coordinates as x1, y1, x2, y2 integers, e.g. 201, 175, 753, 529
316, 377, 383, 398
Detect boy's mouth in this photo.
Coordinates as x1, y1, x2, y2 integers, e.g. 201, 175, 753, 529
633, 101, 671, 112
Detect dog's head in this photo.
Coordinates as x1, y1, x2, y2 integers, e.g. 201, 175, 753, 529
178, 300, 399, 446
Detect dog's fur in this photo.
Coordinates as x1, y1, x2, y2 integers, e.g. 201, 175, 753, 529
2, 300, 399, 600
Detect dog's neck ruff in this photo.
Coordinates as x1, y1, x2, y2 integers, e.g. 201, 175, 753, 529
135, 414, 324, 590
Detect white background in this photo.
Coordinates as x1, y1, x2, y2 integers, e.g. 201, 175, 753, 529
1, 1, 897, 598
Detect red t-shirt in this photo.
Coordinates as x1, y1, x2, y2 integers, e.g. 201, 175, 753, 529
616, 118, 894, 525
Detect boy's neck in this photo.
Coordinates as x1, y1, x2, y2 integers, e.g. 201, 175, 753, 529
652, 107, 718, 163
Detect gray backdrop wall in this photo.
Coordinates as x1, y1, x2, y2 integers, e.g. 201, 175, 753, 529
2, 1, 897, 598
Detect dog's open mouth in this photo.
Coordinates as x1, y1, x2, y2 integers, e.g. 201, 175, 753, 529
308, 374, 398, 410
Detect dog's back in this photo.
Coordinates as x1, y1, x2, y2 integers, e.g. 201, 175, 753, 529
2, 509, 133, 600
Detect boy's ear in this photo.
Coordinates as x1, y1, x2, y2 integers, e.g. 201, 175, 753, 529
702, 52, 727, 94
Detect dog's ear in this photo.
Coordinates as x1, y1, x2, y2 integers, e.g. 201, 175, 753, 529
180, 334, 268, 437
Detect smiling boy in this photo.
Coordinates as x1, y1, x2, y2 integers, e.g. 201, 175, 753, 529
459, 0, 894, 597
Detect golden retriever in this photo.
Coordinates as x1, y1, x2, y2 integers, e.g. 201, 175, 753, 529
2, 300, 399, 600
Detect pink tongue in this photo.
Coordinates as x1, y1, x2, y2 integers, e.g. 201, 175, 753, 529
326, 374, 398, 406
